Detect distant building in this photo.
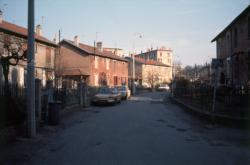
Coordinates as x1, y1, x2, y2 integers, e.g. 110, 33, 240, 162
0, 18, 57, 87
135, 47, 173, 67
129, 47, 173, 87
211, 5, 250, 87
57, 37, 128, 87
197, 64, 211, 85
126, 56, 171, 88
104, 47, 124, 57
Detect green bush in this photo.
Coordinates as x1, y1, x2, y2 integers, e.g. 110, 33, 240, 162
175, 77, 190, 88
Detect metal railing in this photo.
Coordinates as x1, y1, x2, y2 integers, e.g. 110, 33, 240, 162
173, 86, 250, 118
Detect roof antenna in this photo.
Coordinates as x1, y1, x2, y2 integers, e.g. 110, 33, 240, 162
41, 16, 44, 26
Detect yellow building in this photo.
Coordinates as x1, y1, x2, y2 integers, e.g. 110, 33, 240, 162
127, 56, 172, 88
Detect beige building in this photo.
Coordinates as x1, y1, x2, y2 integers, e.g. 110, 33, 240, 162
211, 5, 250, 87
0, 19, 57, 87
128, 47, 173, 87
127, 56, 171, 88
136, 47, 173, 67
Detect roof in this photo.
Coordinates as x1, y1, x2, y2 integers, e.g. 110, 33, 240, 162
127, 56, 170, 67
137, 48, 173, 56
61, 39, 128, 62
104, 47, 123, 50
211, 5, 250, 42
0, 20, 57, 47
61, 68, 89, 77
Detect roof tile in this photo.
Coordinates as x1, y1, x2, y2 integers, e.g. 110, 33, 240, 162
0, 20, 57, 47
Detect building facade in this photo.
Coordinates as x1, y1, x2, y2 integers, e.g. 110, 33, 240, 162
135, 47, 173, 67
127, 56, 171, 88
129, 47, 173, 87
0, 19, 57, 87
58, 37, 128, 87
211, 5, 250, 87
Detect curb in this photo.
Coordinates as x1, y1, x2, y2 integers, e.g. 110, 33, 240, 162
169, 96, 250, 128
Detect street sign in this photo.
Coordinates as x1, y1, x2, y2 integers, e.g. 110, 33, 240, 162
212, 58, 223, 69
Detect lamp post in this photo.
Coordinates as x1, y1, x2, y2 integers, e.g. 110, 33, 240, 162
132, 53, 135, 94
172, 55, 179, 97
27, 0, 36, 138
132, 33, 142, 95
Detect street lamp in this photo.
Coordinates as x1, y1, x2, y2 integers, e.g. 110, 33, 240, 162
172, 54, 179, 97
27, 0, 36, 138
132, 33, 142, 95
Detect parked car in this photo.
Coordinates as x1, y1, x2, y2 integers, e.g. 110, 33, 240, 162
92, 87, 122, 105
157, 84, 170, 91
117, 86, 131, 99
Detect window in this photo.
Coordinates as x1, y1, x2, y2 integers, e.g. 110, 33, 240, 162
46, 47, 51, 66
248, 16, 250, 39
226, 35, 230, 53
35, 43, 38, 53
106, 59, 110, 70
114, 76, 118, 86
94, 74, 98, 86
19, 67, 24, 86
42, 70, 46, 87
113, 60, 116, 70
234, 28, 238, 48
248, 52, 250, 79
217, 40, 221, 57
95, 56, 98, 68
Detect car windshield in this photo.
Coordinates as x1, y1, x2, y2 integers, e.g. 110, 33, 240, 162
99, 87, 111, 94
110, 88, 118, 94
117, 86, 126, 91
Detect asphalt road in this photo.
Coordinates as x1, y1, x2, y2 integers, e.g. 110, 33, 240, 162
4, 92, 250, 165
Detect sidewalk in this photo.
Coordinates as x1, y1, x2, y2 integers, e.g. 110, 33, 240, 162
1, 105, 88, 165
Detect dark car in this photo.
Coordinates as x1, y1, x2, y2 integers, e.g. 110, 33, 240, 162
92, 87, 122, 105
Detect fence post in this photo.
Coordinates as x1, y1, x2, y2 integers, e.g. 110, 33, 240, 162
79, 81, 83, 107
47, 80, 54, 103
82, 82, 89, 107
35, 79, 41, 124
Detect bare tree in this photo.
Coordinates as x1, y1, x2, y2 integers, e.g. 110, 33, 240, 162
0, 34, 27, 94
145, 68, 159, 89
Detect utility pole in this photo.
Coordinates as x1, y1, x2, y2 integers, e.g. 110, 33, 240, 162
132, 53, 136, 94
131, 33, 142, 95
27, 0, 36, 138
58, 29, 61, 42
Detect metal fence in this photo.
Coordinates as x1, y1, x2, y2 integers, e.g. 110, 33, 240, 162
173, 86, 250, 118
0, 84, 26, 98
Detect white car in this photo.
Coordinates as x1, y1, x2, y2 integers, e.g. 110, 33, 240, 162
117, 86, 131, 99
157, 84, 170, 91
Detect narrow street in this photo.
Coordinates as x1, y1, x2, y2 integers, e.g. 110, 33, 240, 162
5, 92, 250, 165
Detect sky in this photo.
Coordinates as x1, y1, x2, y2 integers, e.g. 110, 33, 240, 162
0, 0, 249, 66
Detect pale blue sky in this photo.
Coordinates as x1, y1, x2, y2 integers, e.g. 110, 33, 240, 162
1, 0, 249, 66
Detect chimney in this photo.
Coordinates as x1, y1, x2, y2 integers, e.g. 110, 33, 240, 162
0, 10, 3, 23
36, 24, 42, 36
74, 35, 80, 46
96, 42, 103, 52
